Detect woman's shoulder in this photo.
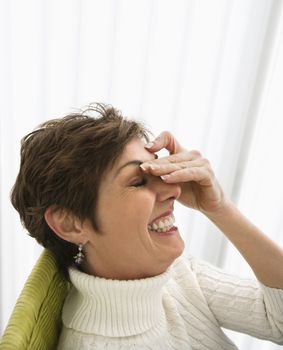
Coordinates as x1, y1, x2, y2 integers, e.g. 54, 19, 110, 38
170, 254, 214, 278
169, 254, 258, 292
167, 255, 205, 292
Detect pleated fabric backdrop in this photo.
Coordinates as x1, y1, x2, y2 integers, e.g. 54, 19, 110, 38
1, 1, 283, 348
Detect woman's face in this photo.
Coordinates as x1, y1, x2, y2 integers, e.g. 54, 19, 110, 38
83, 137, 185, 280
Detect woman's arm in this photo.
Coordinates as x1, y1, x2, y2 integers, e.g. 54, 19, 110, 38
203, 200, 283, 289
141, 131, 283, 289
187, 256, 283, 343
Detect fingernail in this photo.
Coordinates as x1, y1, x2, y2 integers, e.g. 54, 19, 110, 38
144, 141, 154, 148
140, 164, 147, 171
161, 175, 169, 180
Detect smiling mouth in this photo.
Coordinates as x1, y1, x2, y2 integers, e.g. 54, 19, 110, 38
148, 214, 175, 233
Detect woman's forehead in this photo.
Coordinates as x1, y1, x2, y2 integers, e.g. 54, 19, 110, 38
121, 138, 150, 160
106, 139, 155, 180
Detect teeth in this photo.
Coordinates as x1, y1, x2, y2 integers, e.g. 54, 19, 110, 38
148, 215, 175, 232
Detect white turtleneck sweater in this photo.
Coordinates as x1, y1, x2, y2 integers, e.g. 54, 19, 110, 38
57, 256, 283, 349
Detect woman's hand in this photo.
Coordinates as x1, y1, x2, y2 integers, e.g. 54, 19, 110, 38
141, 131, 228, 215
141, 133, 283, 290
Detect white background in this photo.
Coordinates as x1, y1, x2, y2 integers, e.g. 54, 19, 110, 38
1, 1, 283, 349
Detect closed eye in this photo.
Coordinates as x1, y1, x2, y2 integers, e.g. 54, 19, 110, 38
132, 177, 148, 187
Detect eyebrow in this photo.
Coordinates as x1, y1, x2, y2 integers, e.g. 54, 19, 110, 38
115, 154, 158, 177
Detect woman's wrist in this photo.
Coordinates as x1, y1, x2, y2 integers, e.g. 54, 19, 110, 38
200, 197, 236, 222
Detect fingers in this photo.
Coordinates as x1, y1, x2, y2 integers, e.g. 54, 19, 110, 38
145, 131, 184, 155
141, 149, 203, 173
140, 158, 205, 176
160, 167, 213, 186
140, 150, 214, 186
142, 131, 210, 185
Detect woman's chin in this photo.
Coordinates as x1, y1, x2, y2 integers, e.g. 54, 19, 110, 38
149, 226, 185, 261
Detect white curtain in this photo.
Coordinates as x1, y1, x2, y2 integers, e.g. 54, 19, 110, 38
1, 1, 283, 348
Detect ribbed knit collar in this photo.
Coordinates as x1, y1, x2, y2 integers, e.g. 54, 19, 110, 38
62, 266, 171, 337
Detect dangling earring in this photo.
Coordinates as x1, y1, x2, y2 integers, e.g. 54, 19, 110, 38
74, 243, 84, 264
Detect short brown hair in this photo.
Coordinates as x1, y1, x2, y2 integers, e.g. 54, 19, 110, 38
11, 103, 150, 277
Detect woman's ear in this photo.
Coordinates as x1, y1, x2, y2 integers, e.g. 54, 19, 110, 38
44, 206, 86, 244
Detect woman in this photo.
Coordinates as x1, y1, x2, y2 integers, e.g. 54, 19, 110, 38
11, 103, 283, 349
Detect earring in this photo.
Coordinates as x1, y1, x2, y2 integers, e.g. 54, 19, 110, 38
74, 243, 84, 264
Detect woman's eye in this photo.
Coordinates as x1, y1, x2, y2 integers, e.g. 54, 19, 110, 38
132, 178, 147, 187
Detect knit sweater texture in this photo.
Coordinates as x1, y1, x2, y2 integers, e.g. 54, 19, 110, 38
57, 256, 283, 349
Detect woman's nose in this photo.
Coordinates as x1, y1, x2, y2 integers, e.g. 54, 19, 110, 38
153, 176, 181, 202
